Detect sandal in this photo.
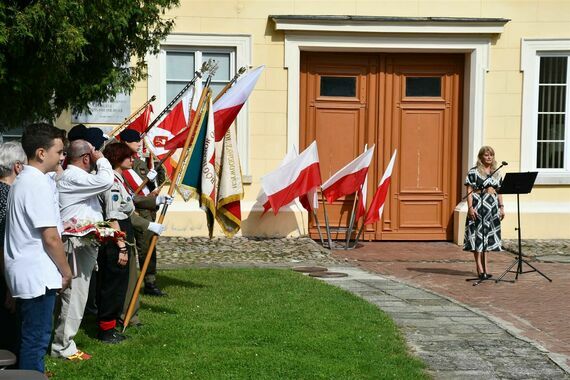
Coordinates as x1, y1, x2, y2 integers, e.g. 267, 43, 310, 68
66, 350, 92, 361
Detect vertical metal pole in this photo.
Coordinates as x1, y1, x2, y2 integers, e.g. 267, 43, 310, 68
321, 193, 334, 250
516, 193, 522, 279
345, 191, 359, 249
312, 209, 325, 247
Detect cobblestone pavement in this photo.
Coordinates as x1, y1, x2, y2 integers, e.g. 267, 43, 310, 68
154, 237, 569, 379
156, 236, 338, 268
503, 239, 570, 263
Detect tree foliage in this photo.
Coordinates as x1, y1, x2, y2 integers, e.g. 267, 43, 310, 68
0, 0, 179, 130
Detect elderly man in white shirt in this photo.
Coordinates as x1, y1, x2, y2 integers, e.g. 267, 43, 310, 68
50, 139, 114, 361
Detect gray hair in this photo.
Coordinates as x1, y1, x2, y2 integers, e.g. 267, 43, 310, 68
0, 141, 27, 178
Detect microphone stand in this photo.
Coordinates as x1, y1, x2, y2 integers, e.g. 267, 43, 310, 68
464, 162, 506, 286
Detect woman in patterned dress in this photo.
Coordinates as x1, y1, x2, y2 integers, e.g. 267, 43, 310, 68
464, 146, 506, 280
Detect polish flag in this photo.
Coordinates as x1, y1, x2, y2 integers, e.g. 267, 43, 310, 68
261, 141, 321, 215
364, 150, 397, 225
122, 169, 150, 195
321, 146, 375, 204
213, 66, 264, 142
126, 104, 153, 133
257, 147, 299, 215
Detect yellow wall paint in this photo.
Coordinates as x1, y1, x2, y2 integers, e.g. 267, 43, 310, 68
65, 0, 570, 239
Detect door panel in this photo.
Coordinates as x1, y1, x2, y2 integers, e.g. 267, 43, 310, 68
300, 52, 462, 241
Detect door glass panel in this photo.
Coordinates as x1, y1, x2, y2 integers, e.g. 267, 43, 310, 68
320, 76, 357, 97
406, 77, 441, 97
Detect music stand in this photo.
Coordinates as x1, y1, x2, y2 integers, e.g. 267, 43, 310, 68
495, 172, 552, 283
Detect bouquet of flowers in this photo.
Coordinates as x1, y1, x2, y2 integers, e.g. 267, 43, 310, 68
62, 219, 126, 245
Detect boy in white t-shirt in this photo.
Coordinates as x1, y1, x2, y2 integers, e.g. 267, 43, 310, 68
3, 123, 72, 373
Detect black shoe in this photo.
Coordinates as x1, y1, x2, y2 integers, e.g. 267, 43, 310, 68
484, 273, 493, 280
97, 329, 127, 344
144, 283, 167, 297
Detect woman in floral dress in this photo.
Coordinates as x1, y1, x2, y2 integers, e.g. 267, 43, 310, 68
464, 146, 506, 280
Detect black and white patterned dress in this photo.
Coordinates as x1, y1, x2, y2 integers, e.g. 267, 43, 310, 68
463, 167, 503, 252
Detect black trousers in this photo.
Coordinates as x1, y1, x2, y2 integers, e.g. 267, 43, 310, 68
96, 218, 133, 329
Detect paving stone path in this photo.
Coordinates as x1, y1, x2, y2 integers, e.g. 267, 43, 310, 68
155, 237, 569, 379
319, 266, 569, 380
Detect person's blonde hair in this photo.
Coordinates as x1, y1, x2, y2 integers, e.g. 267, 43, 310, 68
476, 146, 499, 178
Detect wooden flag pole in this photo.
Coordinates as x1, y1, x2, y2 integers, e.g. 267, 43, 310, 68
133, 65, 247, 195
122, 79, 214, 331
213, 66, 247, 103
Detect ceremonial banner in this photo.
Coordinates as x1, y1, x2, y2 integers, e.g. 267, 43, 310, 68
145, 91, 193, 177
321, 146, 375, 204
200, 98, 217, 236
176, 95, 211, 203
213, 66, 264, 142
364, 150, 397, 225
215, 124, 243, 236
261, 141, 321, 215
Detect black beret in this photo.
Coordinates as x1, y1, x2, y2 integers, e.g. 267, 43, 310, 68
119, 129, 141, 143
68, 124, 88, 141
85, 128, 107, 150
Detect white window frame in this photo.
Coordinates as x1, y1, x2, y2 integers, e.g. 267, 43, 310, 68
521, 38, 570, 184
147, 33, 252, 178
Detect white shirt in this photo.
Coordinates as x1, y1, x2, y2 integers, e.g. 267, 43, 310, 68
4, 165, 63, 299
57, 158, 114, 224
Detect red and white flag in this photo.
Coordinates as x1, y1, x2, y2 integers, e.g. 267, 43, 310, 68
145, 91, 194, 177
261, 141, 321, 215
126, 104, 153, 134
213, 66, 264, 142
364, 150, 397, 225
257, 147, 299, 215
122, 169, 150, 196
321, 146, 375, 204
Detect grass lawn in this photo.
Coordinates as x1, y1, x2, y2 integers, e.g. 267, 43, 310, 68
47, 268, 428, 379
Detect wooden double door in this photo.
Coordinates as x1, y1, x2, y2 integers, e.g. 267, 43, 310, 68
300, 52, 463, 241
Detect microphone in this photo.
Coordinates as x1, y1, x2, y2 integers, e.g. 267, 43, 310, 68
487, 161, 507, 180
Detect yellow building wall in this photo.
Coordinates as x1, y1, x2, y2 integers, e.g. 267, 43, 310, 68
84, 0, 569, 239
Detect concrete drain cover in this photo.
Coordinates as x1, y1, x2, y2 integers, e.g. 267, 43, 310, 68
309, 271, 348, 278
292, 266, 328, 273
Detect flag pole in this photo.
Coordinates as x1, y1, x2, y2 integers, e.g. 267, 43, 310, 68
344, 191, 359, 249
312, 209, 326, 247
122, 73, 215, 331
320, 190, 334, 250
213, 66, 247, 103
351, 221, 367, 249
106, 95, 157, 140
139, 62, 209, 140
134, 65, 246, 195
